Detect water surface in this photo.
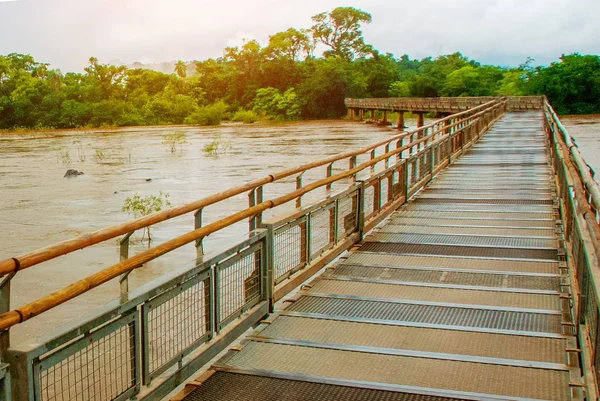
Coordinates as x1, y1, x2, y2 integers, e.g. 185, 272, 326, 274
1, 119, 424, 346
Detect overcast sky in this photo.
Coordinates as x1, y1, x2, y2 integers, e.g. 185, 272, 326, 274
0, 0, 598, 72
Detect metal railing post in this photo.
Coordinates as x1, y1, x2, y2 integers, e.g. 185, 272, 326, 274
396, 139, 403, 161
370, 149, 376, 174
248, 189, 256, 231
264, 224, 275, 312
349, 156, 358, 183
256, 185, 264, 227
385, 143, 391, 169
296, 175, 303, 208
326, 163, 334, 194
194, 208, 204, 259
119, 232, 134, 301
356, 180, 366, 242
0, 273, 13, 401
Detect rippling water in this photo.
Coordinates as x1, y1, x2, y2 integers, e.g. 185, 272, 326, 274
4, 113, 596, 346
562, 115, 600, 183
1, 118, 427, 346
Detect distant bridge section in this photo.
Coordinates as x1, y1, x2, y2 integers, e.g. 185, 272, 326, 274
345, 96, 544, 128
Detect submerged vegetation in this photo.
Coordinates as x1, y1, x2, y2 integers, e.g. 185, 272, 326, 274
0, 7, 598, 131
202, 136, 231, 156
121, 192, 172, 240
162, 133, 188, 153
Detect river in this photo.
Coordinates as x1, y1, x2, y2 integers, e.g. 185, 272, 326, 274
561, 115, 600, 183
2, 113, 597, 348
1, 118, 423, 347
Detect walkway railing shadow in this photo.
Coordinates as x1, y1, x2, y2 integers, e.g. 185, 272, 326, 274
0, 98, 509, 401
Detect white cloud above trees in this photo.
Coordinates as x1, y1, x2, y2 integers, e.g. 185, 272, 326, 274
0, 0, 598, 71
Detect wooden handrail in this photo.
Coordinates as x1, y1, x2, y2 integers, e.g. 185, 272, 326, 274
544, 100, 600, 212
0, 103, 507, 331
0, 98, 504, 277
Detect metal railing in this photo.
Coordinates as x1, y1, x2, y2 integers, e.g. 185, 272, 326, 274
345, 96, 543, 113
0, 98, 508, 401
544, 100, 600, 398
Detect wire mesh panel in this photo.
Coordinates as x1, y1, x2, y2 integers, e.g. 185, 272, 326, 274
309, 205, 335, 260
274, 219, 307, 283
142, 270, 211, 383
34, 313, 138, 401
336, 191, 359, 241
216, 243, 263, 331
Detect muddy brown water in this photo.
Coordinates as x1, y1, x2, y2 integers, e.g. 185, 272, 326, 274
561, 115, 600, 182
1, 119, 424, 347
3, 114, 597, 348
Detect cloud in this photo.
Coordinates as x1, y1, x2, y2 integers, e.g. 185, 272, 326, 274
0, 0, 598, 72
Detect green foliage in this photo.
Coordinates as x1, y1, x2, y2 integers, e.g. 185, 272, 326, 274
162, 133, 188, 153
202, 136, 231, 156
232, 109, 260, 124
174, 60, 187, 78
0, 9, 598, 129
121, 191, 172, 240
526, 54, 600, 114
253, 87, 301, 120
311, 7, 373, 61
185, 101, 228, 126
389, 81, 411, 97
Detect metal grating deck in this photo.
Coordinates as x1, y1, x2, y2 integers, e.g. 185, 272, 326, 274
181, 112, 577, 401
285, 295, 563, 333
222, 342, 570, 401
182, 371, 464, 401
327, 264, 561, 290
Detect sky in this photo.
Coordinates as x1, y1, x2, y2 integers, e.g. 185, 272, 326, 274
0, 0, 598, 72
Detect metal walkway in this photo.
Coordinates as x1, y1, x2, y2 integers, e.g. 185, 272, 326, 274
178, 112, 579, 401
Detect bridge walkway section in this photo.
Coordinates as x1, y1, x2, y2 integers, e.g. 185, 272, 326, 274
177, 112, 580, 401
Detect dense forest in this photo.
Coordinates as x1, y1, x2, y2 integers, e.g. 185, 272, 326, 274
1, 7, 599, 130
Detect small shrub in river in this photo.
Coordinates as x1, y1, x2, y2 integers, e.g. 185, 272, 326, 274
93, 149, 106, 164
162, 133, 188, 153
202, 136, 231, 156
57, 149, 71, 164
121, 191, 172, 241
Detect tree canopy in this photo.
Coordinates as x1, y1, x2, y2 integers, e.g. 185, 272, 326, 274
0, 7, 598, 130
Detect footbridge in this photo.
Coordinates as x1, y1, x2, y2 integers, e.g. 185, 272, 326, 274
0, 97, 599, 401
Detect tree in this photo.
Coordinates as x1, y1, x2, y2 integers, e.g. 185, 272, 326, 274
311, 7, 372, 61
174, 60, 187, 78
253, 87, 301, 120
122, 192, 172, 241
527, 54, 600, 114
265, 28, 312, 61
